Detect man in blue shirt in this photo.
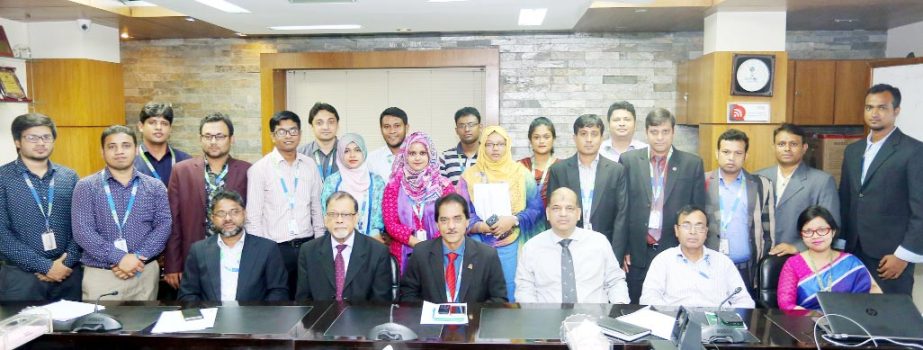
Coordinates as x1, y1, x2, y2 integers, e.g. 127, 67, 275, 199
72, 125, 172, 301
134, 102, 191, 186
0, 113, 82, 301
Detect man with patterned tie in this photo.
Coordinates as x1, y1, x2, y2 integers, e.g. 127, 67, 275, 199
399, 193, 507, 303
516, 188, 629, 303
296, 191, 392, 302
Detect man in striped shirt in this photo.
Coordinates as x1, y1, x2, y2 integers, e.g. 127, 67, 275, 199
439, 107, 481, 185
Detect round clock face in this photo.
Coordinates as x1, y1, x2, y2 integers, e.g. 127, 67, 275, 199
736, 58, 771, 92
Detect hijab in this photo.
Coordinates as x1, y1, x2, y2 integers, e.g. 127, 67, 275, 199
390, 131, 449, 202
335, 133, 371, 196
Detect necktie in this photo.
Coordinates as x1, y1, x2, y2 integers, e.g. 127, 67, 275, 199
335, 244, 347, 301
446, 252, 459, 302
559, 239, 577, 303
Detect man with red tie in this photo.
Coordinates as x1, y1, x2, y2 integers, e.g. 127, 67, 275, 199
399, 193, 507, 303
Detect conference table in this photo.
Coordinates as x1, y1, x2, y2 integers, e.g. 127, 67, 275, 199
0, 301, 897, 349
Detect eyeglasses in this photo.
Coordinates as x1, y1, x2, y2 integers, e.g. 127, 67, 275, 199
679, 223, 707, 233
485, 142, 507, 150
213, 209, 243, 218
201, 134, 229, 142
326, 212, 357, 219
23, 134, 54, 143
273, 128, 300, 137
800, 227, 832, 237
456, 122, 479, 130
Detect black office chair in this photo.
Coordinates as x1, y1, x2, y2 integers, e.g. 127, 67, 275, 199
390, 255, 400, 302
757, 254, 791, 308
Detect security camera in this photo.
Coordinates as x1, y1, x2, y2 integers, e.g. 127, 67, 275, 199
77, 19, 91, 31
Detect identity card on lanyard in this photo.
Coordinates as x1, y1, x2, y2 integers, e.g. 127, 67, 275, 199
137, 145, 174, 181
581, 188, 594, 231
24, 173, 57, 251
412, 201, 427, 242
102, 173, 139, 253
648, 161, 667, 230
719, 181, 746, 255
205, 162, 229, 192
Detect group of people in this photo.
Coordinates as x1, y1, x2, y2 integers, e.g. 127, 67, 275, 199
0, 83, 919, 312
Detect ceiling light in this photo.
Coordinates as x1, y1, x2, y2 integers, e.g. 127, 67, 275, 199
428, 0, 467, 2
120, 32, 130, 39
396, 28, 412, 32
124, 0, 157, 6
834, 18, 859, 23
194, 0, 251, 13
518, 8, 547, 26
269, 24, 362, 30
185, 17, 196, 22
634, 9, 648, 13
236, 32, 247, 36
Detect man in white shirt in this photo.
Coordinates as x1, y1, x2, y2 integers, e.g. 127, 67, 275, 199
367, 107, 408, 182
515, 187, 629, 304
600, 101, 648, 162
640, 205, 755, 308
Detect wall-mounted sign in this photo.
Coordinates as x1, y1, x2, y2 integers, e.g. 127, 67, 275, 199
728, 102, 771, 123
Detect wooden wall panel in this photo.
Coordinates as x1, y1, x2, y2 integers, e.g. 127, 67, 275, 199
27, 59, 125, 127
834, 60, 870, 125
49, 126, 108, 178
790, 60, 836, 125
681, 51, 787, 125
698, 123, 781, 172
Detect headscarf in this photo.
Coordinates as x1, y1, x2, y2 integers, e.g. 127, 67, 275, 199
461, 126, 528, 219
335, 133, 371, 196
391, 131, 449, 203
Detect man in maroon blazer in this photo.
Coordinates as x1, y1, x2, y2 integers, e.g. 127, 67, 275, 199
164, 113, 251, 290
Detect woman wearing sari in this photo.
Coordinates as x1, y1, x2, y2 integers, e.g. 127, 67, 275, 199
517, 117, 558, 205
321, 133, 386, 242
777, 205, 882, 310
460, 126, 545, 301
383, 132, 459, 273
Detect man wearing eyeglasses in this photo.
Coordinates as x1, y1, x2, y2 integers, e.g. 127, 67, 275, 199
247, 111, 326, 299
164, 113, 252, 291
0, 113, 82, 301
297, 102, 339, 181
178, 190, 289, 301
295, 191, 392, 302
440, 107, 482, 185
640, 205, 754, 308
134, 102, 191, 186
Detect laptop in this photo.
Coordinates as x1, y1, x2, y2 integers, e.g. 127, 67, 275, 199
817, 292, 923, 341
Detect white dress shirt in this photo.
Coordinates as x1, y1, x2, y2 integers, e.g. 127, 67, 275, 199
640, 246, 755, 308
600, 138, 648, 162
218, 233, 246, 301
329, 232, 356, 274
367, 146, 397, 183
515, 227, 629, 304
246, 148, 325, 242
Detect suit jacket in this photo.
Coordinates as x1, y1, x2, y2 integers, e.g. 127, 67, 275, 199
840, 128, 923, 258
544, 154, 628, 247
703, 170, 774, 272
165, 157, 251, 274
177, 233, 289, 302
617, 147, 706, 267
399, 237, 507, 303
295, 231, 392, 302
757, 162, 839, 248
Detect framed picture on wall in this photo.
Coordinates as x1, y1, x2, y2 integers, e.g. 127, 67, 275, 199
730, 54, 775, 97
0, 26, 13, 58
0, 67, 28, 100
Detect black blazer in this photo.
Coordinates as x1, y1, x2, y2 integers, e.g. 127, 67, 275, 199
840, 128, 923, 258
295, 232, 392, 302
177, 233, 289, 302
545, 155, 628, 246
399, 237, 507, 303
617, 147, 706, 267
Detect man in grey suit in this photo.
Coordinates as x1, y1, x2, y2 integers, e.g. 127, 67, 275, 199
617, 108, 706, 303
840, 84, 923, 294
545, 114, 628, 245
756, 123, 839, 256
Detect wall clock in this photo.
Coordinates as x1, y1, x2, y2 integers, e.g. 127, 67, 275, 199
731, 54, 775, 97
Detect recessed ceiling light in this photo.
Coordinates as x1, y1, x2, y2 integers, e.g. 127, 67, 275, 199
194, 0, 251, 13
236, 32, 247, 37
185, 17, 196, 22
634, 9, 648, 13
125, 1, 157, 7
396, 28, 412, 32
518, 8, 547, 26
269, 24, 362, 30
120, 32, 130, 39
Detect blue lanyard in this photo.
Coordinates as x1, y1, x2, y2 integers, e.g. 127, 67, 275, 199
204, 162, 230, 191
280, 177, 299, 210
650, 159, 667, 201
23, 173, 54, 231
102, 173, 139, 238
335, 173, 375, 235
444, 254, 463, 302
314, 151, 334, 178
137, 145, 174, 181
719, 178, 747, 234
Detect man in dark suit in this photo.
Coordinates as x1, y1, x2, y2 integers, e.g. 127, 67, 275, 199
178, 190, 289, 301
165, 113, 251, 290
296, 191, 392, 302
400, 193, 507, 303
840, 84, 923, 294
617, 108, 706, 303
545, 114, 628, 245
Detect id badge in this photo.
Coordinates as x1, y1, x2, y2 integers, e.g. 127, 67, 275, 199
42, 230, 57, 251
114, 238, 129, 253
719, 238, 730, 255
648, 210, 663, 230
288, 219, 300, 236
414, 229, 428, 242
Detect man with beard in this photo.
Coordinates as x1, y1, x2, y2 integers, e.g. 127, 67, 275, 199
164, 113, 251, 290
134, 102, 191, 186
178, 190, 289, 301
295, 191, 392, 302
367, 107, 408, 182
0, 113, 82, 301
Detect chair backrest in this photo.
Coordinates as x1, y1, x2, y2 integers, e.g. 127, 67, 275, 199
390, 255, 399, 302
758, 254, 790, 308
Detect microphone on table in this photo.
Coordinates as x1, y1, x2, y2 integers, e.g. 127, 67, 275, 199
368, 304, 418, 341
702, 287, 748, 343
71, 291, 123, 332
718, 287, 742, 311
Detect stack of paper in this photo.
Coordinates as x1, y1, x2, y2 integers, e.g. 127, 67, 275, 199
151, 308, 218, 334
20, 300, 105, 321
616, 306, 675, 339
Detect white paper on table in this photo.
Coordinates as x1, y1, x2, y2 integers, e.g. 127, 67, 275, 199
616, 306, 675, 339
150, 308, 218, 334
19, 300, 105, 321
472, 183, 512, 218
420, 301, 468, 325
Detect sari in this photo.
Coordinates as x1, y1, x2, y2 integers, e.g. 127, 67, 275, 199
777, 252, 873, 310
